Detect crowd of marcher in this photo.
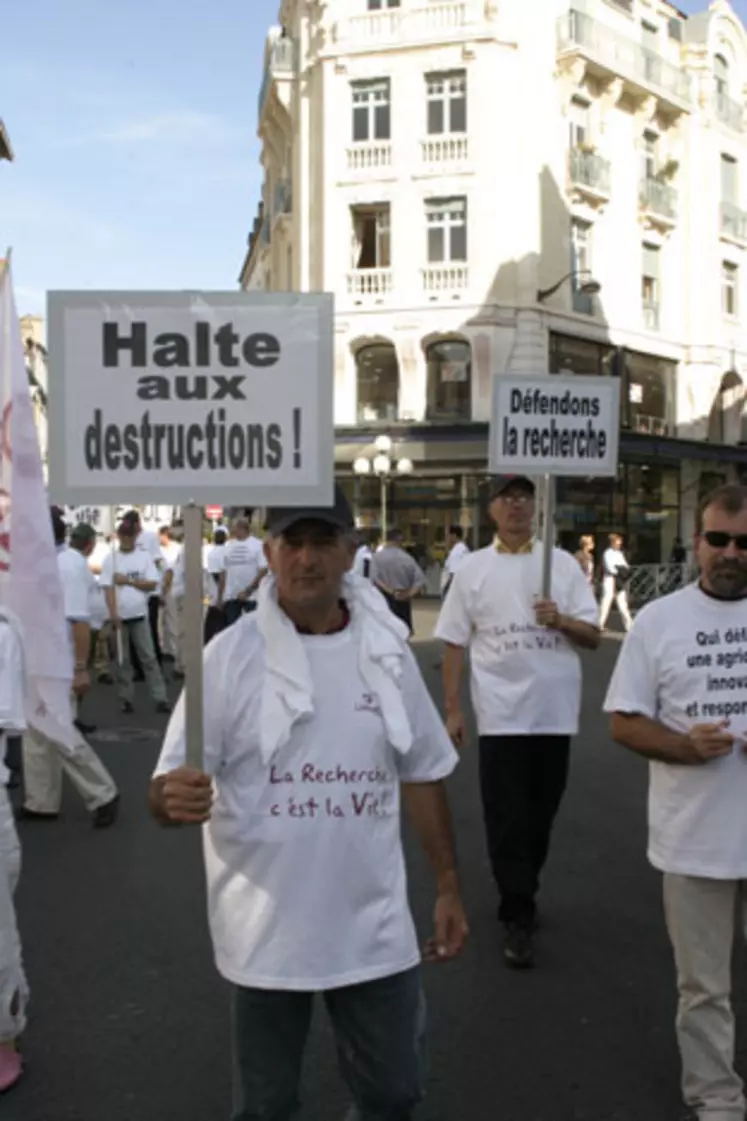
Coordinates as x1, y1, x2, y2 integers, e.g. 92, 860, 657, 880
2, 480, 747, 1121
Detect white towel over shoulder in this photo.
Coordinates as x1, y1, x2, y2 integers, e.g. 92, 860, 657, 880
255, 573, 413, 765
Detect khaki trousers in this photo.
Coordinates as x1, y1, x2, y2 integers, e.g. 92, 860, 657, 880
22, 694, 117, 816
664, 873, 747, 1121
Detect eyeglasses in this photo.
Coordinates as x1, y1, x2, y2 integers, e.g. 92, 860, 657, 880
499, 493, 533, 505
703, 531, 747, 550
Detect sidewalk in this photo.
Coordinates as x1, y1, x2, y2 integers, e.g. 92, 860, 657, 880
412, 599, 441, 642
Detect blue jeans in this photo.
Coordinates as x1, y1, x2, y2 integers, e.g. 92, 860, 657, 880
230, 966, 426, 1121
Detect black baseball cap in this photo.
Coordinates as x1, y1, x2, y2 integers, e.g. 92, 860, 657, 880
70, 522, 97, 544
265, 485, 354, 538
488, 475, 536, 500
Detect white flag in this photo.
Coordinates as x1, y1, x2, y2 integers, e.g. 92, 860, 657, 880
0, 261, 75, 754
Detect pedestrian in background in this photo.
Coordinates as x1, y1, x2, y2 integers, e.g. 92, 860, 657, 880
352, 531, 373, 579
599, 532, 633, 632
158, 525, 181, 663
122, 509, 166, 666
605, 483, 747, 1121
204, 527, 228, 643
0, 605, 28, 1091
217, 516, 267, 626
19, 511, 119, 827
440, 525, 470, 599
436, 475, 600, 969
371, 528, 426, 634
149, 486, 467, 1121
575, 534, 595, 587
100, 519, 170, 716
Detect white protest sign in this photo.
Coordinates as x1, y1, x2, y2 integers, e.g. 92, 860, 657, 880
47, 292, 334, 506
489, 374, 620, 477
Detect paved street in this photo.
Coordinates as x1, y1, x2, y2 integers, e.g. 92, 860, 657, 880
6, 623, 746, 1121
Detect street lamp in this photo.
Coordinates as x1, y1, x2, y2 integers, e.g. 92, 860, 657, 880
536, 269, 602, 304
353, 435, 413, 541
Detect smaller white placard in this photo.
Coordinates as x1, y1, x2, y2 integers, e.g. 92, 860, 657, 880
489, 374, 620, 478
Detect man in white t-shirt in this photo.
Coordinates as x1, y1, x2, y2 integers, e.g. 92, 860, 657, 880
217, 516, 267, 627
158, 525, 181, 663
605, 483, 747, 1121
122, 509, 166, 665
599, 532, 633, 632
87, 534, 114, 685
19, 514, 119, 827
352, 533, 373, 580
436, 474, 600, 969
100, 519, 170, 716
149, 487, 468, 1120
204, 528, 228, 644
440, 525, 470, 598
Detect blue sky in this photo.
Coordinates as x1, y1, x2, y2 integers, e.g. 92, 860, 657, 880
2, 0, 280, 315
2, 0, 745, 316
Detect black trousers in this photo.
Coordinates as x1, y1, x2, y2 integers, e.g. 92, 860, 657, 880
383, 593, 413, 634
478, 734, 571, 925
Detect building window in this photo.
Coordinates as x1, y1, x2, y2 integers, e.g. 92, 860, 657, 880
571, 219, 593, 313
626, 350, 674, 434
426, 71, 467, 135
642, 130, 659, 181
723, 261, 739, 318
642, 244, 660, 329
426, 198, 467, 263
568, 97, 590, 148
367, 0, 400, 8
425, 339, 471, 421
715, 54, 729, 97
356, 343, 399, 423
721, 153, 738, 203
641, 20, 658, 52
352, 79, 391, 143
351, 206, 391, 270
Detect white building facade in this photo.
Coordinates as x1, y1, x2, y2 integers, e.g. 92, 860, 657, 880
240, 0, 747, 564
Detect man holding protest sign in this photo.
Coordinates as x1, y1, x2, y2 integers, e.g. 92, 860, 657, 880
149, 487, 468, 1121
436, 476, 600, 969
605, 484, 747, 1121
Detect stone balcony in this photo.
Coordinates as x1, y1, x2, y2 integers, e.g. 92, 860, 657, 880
332, 1, 484, 51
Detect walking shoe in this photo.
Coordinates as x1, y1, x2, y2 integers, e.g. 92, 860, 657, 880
93, 795, 120, 829
96, 671, 114, 684
74, 719, 96, 735
503, 922, 536, 970
120, 701, 134, 714
155, 701, 172, 714
0, 1043, 22, 1092
15, 806, 59, 823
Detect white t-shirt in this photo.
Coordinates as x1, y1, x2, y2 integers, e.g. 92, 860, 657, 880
221, 537, 265, 602
207, 544, 227, 606
100, 549, 159, 621
603, 548, 628, 578
159, 541, 181, 595
604, 584, 747, 879
441, 541, 470, 591
435, 542, 599, 736
353, 545, 373, 579
57, 546, 96, 660
154, 618, 458, 991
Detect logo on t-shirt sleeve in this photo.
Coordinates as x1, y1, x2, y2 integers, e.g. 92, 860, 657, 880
355, 692, 382, 715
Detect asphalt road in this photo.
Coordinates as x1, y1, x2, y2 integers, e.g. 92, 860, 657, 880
7, 627, 745, 1121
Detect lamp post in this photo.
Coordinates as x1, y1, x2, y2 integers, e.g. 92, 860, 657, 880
536, 269, 602, 304
353, 435, 413, 542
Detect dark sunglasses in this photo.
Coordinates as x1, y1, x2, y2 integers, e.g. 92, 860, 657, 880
703, 531, 747, 550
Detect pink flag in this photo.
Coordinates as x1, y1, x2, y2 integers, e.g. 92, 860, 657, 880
0, 261, 75, 754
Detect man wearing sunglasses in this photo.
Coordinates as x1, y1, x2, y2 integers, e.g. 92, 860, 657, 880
605, 483, 747, 1121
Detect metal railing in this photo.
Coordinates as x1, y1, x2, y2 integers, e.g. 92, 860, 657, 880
642, 301, 660, 330
258, 37, 296, 119
273, 179, 292, 219
640, 176, 678, 219
628, 564, 695, 607
715, 93, 744, 132
557, 10, 691, 104
569, 147, 611, 194
721, 201, 747, 243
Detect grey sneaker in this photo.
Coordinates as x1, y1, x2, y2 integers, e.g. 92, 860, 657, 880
503, 922, 536, 969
